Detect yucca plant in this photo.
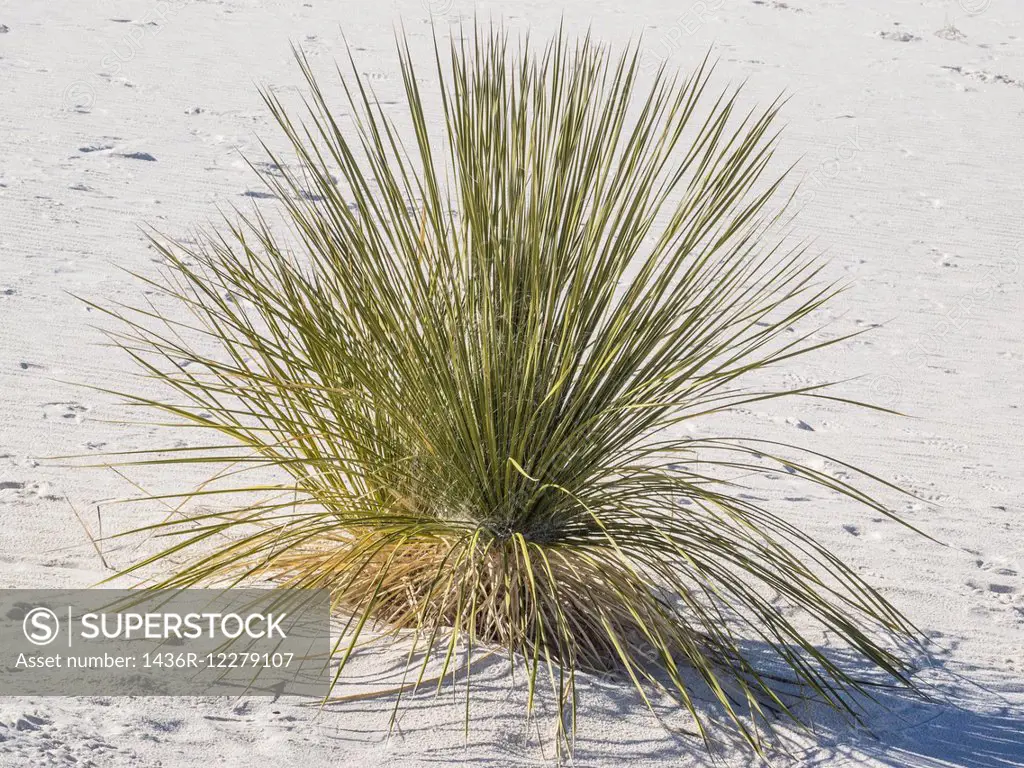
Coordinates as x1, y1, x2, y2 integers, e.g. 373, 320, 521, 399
89, 26, 927, 757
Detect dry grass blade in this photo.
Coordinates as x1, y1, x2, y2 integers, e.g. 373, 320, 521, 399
88, 24, 928, 759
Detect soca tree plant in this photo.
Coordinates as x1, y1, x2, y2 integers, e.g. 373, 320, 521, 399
91, 27, 927, 757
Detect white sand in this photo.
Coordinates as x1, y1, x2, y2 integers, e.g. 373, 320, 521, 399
1, 0, 1023, 765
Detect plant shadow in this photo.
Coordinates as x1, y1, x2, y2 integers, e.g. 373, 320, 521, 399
802, 704, 1024, 767
310, 635, 1024, 766
691, 641, 1024, 768
705, 640, 1024, 767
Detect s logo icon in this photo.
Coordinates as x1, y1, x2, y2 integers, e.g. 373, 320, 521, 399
23, 607, 60, 646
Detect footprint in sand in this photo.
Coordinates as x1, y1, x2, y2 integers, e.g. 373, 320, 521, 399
0, 480, 61, 503
989, 584, 1017, 595
785, 417, 815, 431
879, 28, 921, 43
117, 151, 157, 161
78, 141, 115, 154
41, 401, 89, 423
934, 25, 966, 42
0, 481, 25, 495
975, 558, 1020, 577
923, 437, 968, 454
941, 65, 1024, 90
966, 576, 1019, 600
752, 0, 806, 12
973, 558, 1021, 598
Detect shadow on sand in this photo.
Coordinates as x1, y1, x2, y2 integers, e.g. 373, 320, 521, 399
791, 695, 1024, 768
311, 638, 1024, 766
